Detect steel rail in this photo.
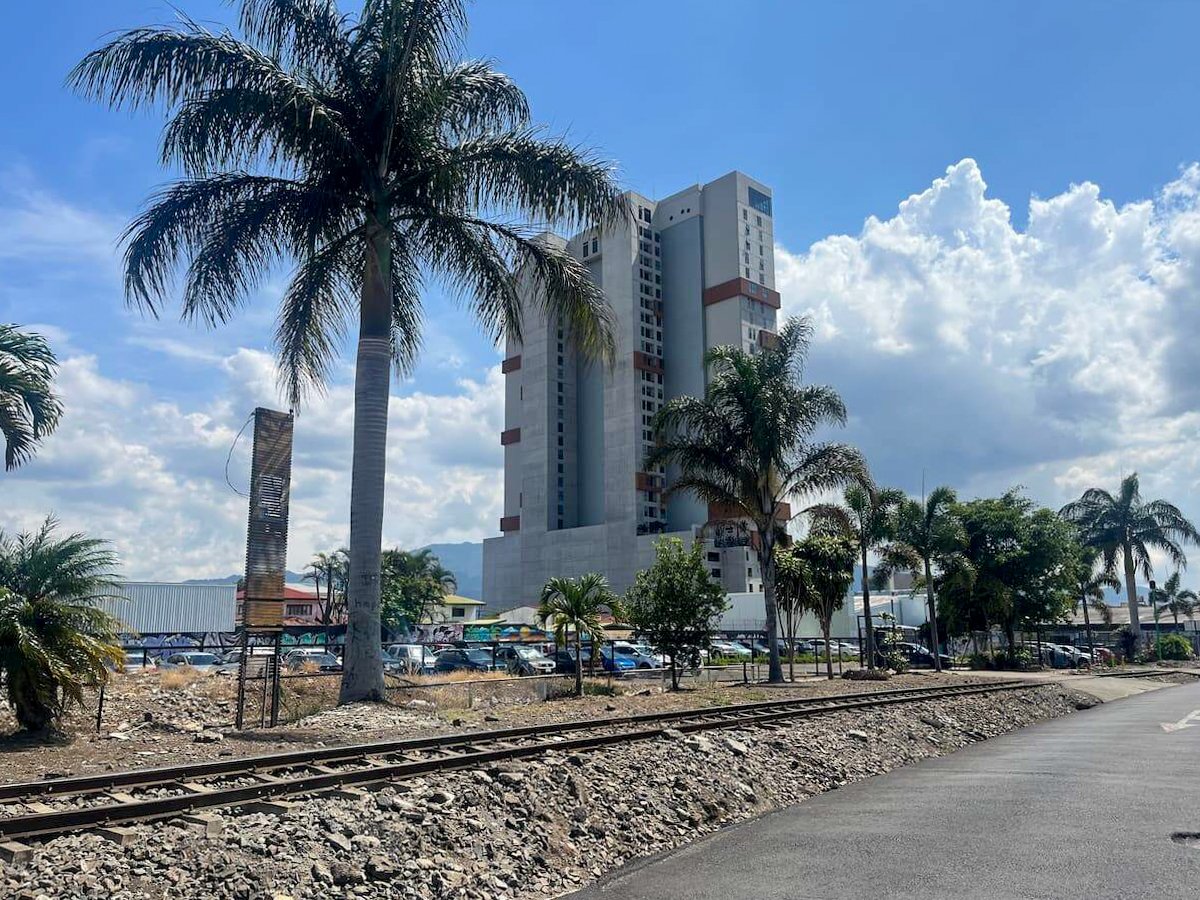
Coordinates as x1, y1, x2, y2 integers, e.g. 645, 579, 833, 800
0, 680, 1031, 844
0, 681, 1022, 802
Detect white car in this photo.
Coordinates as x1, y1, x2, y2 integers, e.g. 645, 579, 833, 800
710, 640, 752, 659
384, 643, 437, 675
159, 651, 223, 672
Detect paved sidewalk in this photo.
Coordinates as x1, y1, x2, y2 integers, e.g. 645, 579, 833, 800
571, 681, 1200, 900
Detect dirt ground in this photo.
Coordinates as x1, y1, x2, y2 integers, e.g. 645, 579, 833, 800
0, 668, 991, 783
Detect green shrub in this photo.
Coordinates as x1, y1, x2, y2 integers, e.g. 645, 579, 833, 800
990, 647, 1034, 671
967, 652, 993, 670
1154, 633, 1194, 661
843, 668, 890, 681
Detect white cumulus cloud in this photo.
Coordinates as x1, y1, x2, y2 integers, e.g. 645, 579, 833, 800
777, 158, 1200, 539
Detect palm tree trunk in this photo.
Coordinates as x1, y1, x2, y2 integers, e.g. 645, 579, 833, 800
1081, 592, 1095, 663
861, 543, 875, 670
575, 633, 583, 697
759, 531, 783, 684
1122, 544, 1142, 651
924, 556, 942, 672
822, 618, 833, 680
339, 232, 392, 705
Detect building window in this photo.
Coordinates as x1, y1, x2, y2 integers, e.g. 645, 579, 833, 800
710, 568, 721, 578
285, 604, 313, 617
707, 552, 720, 562
557, 464, 563, 473
748, 567, 753, 577
451, 607, 465, 618
591, 238, 598, 254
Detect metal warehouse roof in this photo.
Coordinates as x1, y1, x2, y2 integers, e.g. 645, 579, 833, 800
99, 582, 237, 635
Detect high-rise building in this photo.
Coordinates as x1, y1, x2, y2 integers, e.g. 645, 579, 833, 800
482, 171, 781, 608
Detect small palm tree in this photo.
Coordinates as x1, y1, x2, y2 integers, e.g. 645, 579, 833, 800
1061, 473, 1199, 651
650, 316, 865, 683
0, 519, 124, 732
807, 478, 905, 669
878, 487, 964, 672
538, 573, 614, 698
1151, 572, 1197, 627
303, 548, 348, 646
71, 0, 625, 704
0, 324, 63, 471
1072, 545, 1119, 661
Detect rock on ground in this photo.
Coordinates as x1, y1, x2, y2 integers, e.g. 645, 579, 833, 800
0, 685, 1083, 900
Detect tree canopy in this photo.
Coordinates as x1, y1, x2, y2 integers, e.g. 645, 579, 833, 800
940, 491, 1079, 650
623, 538, 727, 690
0, 324, 62, 471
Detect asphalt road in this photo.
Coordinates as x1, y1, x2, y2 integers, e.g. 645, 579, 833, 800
571, 681, 1200, 900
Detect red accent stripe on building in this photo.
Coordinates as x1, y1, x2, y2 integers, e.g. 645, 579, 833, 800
500, 428, 521, 446
500, 515, 520, 532
702, 277, 781, 309
501, 354, 522, 374
633, 351, 664, 373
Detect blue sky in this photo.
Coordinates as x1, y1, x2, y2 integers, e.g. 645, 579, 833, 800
4, 1, 1200, 581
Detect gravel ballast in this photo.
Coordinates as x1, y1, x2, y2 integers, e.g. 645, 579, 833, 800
0, 683, 1084, 900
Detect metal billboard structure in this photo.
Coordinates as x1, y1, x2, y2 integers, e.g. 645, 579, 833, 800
236, 408, 294, 728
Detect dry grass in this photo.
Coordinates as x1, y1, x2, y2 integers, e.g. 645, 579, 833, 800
157, 667, 208, 691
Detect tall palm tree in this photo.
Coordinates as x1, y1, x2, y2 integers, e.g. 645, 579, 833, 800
1151, 572, 1197, 627
1071, 545, 1119, 661
70, 0, 625, 703
0, 324, 63, 471
878, 487, 964, 672
806, 478, 905, 669
538, 573, 614, 698
0, 519, 124, 732
650, 317, 865, 683
1060, 473, 1199, 651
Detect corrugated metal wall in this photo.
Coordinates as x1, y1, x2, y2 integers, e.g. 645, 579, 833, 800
99, 583, 237, 634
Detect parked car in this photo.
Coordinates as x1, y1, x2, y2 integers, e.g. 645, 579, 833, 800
879, 642, 953, 669
552, 648, 591, 674
494, 645, 555, 676
284, 648, 342, 672
710, 640, 752, 660
116, 650, 156, 672
550, 646, 638, 675
807, 639, 853, 656
433, 648, 496, 674
159, 651, 223, 672
384, 643, 437, 675
611, 641, 661, 669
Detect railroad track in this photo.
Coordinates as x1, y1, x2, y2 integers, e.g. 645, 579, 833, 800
1093, 668, 1200, 679
0, 680, 1031, 847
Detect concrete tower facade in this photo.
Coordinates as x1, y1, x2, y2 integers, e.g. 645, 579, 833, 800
483, 172, 780, 609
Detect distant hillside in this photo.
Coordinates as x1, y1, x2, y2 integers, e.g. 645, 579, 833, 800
183, 545, 483, 599
421, 542, 482, 600
184, 570, 307, 586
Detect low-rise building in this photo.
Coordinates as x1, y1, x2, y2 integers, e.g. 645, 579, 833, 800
101, 582, 237, 635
